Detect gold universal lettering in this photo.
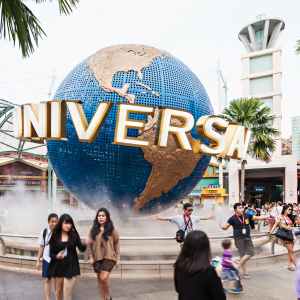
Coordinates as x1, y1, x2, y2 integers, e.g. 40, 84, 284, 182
192, 116, 228, 155
220, 125, 251, 159
50, 101, 67, 139
23, 102, 50, 140
114, 104, 154, 147
158, 108, 194, 150
66, 101, 112, 143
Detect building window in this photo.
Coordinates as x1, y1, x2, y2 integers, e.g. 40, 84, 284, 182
261, 97, 273, 111
250, 54, 272, 74
255, 30, 264, 50
249, 76, 273, 95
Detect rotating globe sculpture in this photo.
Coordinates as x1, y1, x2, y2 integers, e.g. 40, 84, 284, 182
47, 44, 213, 214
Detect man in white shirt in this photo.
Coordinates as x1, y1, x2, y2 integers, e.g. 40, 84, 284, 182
270, 202, 283, 219
36, 213, 58, 300
156, 202, 213, 239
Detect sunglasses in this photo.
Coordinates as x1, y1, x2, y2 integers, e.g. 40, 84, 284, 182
187, 209, 194, 212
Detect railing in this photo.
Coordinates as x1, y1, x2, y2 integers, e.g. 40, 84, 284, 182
0, 232, 269, 241
0, 231, 284, 279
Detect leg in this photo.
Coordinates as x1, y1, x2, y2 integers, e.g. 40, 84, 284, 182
239, 254, 251, 275
286, 243, 296, 268
99, 271, 111, 300
54, 277, 64, 300
63, 277, 77, 300
97, 273, 102, 300
43, 278, 52, 300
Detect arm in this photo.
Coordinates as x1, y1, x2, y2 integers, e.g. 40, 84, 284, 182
270, 218, 280, 234
221, 223, 231, 230
155, 215, 171, 222
36, 246, 44, 269
199, 214, 214, 221
87, 231, 95, 263
113, 231, 121, 262
75, 233, 87, 252
49, 242, 62, 260
253, 215, 268, 221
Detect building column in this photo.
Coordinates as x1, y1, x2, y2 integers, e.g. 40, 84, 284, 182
40, 170, 47, 192
284, 160, 298, 203
228, 160, 240, 206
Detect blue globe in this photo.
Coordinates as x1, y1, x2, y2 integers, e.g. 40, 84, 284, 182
47, 45, 213, 214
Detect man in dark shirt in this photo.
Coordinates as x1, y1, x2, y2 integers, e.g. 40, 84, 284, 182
221, 202, 267, 278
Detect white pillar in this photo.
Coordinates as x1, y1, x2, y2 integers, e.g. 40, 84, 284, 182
228, 160, 240, 206
284, 158, 298, 203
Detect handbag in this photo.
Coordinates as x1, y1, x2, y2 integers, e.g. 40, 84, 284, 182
275, 228, 294, 241
175, 218, 191, 243
275, 218, 294, 242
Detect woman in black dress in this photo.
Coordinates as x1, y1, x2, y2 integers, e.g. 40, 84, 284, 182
174, 230, 226, 300
48, 214, 86, 300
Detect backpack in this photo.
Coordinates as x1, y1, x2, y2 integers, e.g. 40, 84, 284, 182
42, 228, 48, 247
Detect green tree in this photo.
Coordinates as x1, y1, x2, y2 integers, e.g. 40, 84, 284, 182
0, 0, 78, 57
221, 98, 279, 203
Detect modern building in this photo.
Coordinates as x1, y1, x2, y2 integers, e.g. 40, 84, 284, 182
292, 116, 300, 161
227, 17, 298, 205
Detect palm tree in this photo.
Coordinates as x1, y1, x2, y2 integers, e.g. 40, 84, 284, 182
0, 0, 78, 58
221, 98, 279, 203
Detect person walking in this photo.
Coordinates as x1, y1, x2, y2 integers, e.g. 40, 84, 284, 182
156, 202, 213, 243
88, 208, 120, 300
221, 239, 243, 294
221, 202, 267, 278
36, 213, 58, 300
48, 214, 86, 300
174, 230, 226, 300
270, 204, 296, 271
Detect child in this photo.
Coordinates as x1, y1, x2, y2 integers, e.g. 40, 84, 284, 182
221, 239, 243, 294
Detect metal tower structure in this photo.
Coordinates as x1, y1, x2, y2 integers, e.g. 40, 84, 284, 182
0, 98, 46, 157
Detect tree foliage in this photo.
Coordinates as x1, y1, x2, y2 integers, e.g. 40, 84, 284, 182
221, 98, 279, 162
0, 0, 78, 57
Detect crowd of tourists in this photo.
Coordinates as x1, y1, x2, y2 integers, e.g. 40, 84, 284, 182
36, 201, 300, 300
157, 200, 300, 298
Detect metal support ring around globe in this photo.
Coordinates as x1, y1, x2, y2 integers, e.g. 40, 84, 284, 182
47, 44, 213, 214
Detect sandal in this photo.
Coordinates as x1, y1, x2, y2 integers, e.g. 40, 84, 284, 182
287, 265, 295, 271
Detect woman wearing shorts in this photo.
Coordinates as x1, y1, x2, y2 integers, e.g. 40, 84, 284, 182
88, 208, 120, 300
271, 204, 296, 271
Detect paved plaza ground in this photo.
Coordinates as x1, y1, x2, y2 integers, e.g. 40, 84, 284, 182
0, 261, 297, 300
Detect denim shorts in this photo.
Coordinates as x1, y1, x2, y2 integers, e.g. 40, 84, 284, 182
42, 260, 50, 278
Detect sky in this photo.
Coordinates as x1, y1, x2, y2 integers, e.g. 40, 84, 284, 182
0, 0, 299, 137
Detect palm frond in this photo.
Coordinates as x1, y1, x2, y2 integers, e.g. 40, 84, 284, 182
35, 0, 79, 15
0, 0, 79, 57
0, 0, 45, 57
220, 97, 279, 162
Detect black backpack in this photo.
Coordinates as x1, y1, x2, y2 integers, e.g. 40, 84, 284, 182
42, 228, 48, 247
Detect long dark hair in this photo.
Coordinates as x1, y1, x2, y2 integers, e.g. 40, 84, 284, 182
175, 230, 211, 274
49, 214, 79, 246
90, 208, 114, 241
281, 204, 291, 216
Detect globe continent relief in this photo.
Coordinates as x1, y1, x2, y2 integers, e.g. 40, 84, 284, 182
47, 44, 213, 214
